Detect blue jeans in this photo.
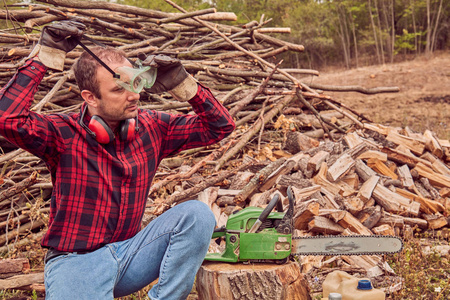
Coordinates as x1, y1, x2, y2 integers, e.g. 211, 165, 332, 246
44, 201, 215, 300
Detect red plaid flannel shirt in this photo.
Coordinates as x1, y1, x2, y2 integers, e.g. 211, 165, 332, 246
0, 60, 235, 251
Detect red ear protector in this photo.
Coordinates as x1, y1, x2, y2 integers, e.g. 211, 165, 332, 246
80, 105, 138, 144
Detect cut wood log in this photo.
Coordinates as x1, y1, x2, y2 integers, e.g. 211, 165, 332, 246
198, 187, 219, 208
372, 224, 395, 236
413, 162, 450, 188
386, 131, 425, 156
291, 185, 322, 202
283, 131, 320, 154
354, 159, 377, 182
376, 213, 405, 228
329, 211, 373, 235
341, 196, 364, 215
357, 206, 382, 229
0, 272, 44, 290
367, 158, 398, 180
341, 255, 381, 273
357, 150, 388, 162
313, 163, 341, 208
293, 200, 320, 230
196, 261, 311, 300
344, 131, 364, 149
327, 153, 355, 182
307, 150, 329, 173
308, 216, 345, 235
260, 159, 297, 191
357, 175, 380, 203
372, 184, 421, 216
229, 172, 254, 190
233, 158, 286, 206
423, 214, 448, 230
341, 173, 360, 189
423, 129, 444, 158
381, 147, 432, 168
0, 258, 30, 279
397, 164, 415, 189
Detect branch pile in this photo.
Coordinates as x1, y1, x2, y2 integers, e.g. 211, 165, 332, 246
1, 0, 450, 295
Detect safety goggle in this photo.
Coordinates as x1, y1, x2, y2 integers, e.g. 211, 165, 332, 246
115, 61, 157, 94
77, 37, 156, 94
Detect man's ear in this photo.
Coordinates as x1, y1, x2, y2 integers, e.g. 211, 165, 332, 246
81, 90, 98, 108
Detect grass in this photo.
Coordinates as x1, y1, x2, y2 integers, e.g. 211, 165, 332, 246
387, 233, 450, 300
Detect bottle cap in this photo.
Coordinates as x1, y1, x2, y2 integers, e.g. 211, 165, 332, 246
328, 292, 342, 300
357, 279, 373, 290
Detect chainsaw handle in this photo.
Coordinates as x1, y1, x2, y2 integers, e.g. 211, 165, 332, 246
247, 193, 280, 233
260, 193, 280, 222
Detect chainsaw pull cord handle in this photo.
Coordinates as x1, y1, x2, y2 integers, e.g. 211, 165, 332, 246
248, 193, 280, 233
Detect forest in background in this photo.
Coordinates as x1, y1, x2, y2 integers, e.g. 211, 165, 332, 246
1, 0, 449, 69
113, 0, 450, 69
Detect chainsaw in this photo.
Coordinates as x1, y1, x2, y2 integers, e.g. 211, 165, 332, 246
205, 186, 403, 263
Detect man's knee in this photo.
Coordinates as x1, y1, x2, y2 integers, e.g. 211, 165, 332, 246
179, 200, 216, 235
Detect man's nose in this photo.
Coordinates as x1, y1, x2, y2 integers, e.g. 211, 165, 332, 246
127, 90, 140, 101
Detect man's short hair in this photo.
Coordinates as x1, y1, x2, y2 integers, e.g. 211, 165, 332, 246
73, 46, 127, 99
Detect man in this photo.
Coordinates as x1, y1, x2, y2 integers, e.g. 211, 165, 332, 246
0, 20, 235, 299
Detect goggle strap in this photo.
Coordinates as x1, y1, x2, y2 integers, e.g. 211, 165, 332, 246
77, 37, 120, 79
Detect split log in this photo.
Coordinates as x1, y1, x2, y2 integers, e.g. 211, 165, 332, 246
423, 214, 448, 230
395, 188, 445, 214
423, 130, 444, 158
380, 211, 428, 230
357, 206, 382, 229
291, 185, 322, 202
0, 272, 44, 290
260, 159, 297, 192
327, 154, 355, 183
196, 261, 311, 300
357, 150, 388, 162
354, 159, 377, 182
328, 210, 373, 235
372, 224, 395, 236
397, 164, 415, 189
421, 152, 450, 177
308, 216, 344, 235
413, 162, 450, 188
381, 147, 432, 168
283, 131, 320, 154
366, 158, 398, 180
344, 131, 364, 149
357, 175, 379, 203
307, 150, 329, 173
386, 131, 425, 156
0, 258, 30, 279
372, 184, 421, 216
293, 200, 320, 230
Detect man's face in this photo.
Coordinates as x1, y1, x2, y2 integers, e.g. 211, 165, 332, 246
94, 59, 141, 125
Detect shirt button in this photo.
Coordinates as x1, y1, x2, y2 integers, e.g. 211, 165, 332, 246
31, 66, 36, 70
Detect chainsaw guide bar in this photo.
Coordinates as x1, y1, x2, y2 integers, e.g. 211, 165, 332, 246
291, 235, 403, 256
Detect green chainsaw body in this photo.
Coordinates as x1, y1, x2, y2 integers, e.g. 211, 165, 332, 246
205, 195, 293, 263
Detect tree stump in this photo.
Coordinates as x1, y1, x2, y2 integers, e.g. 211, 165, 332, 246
196, 261, 311, 300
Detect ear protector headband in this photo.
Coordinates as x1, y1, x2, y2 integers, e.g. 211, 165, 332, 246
79, 105, 139, 144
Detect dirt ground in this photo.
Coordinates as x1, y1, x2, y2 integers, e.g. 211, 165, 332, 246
304, 51, 450, 140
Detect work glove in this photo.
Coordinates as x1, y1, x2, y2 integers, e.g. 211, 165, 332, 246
142, 54, 198, 101
29, 20, 86, 71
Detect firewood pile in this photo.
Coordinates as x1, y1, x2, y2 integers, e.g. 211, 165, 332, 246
1, 0, 450, 295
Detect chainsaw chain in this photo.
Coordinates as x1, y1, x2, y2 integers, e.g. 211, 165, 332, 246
291, 235, 404, 256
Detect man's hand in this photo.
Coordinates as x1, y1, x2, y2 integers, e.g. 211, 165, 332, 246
142, 54, 198, 101
39, 20, 86, 53
29, 20, 86, 71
